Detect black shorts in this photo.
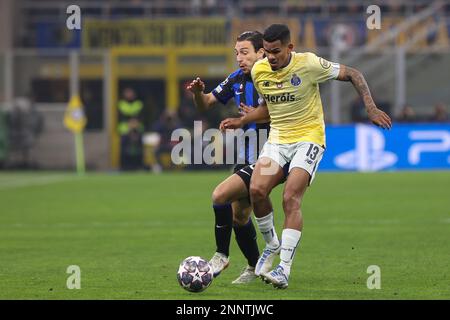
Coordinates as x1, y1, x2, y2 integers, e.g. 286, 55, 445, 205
233, 164, 255, 191
233, 163, 290, 192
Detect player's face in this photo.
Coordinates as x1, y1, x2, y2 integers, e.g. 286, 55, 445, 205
263, 40, 293, 71
234, 40, 263, 74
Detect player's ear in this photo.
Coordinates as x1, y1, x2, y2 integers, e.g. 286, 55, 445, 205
287, 43, 294, 51
256, 48, 265, 59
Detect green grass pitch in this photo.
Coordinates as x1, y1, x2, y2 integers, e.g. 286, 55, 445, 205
0, 171, 449, 299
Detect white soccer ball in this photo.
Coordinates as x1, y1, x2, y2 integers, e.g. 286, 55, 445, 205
177, 256, 213, 293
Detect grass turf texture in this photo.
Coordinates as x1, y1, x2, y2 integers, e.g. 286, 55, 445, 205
0, 171, 449, 299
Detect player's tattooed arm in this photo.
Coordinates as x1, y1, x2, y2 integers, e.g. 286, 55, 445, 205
337, 65, 392, 129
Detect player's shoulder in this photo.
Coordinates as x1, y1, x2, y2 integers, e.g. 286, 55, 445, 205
221, 68, 243, 87
295, 52, 328, 71
303, 51, 333, 65
226, 69, 243, 82
294, 51, 318, 63
251, 58, 271, 78
228, 68, 243, 79
252, 58, 271, 71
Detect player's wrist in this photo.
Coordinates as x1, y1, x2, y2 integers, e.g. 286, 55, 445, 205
240, 115, 249, 126
365, 105, 377, 114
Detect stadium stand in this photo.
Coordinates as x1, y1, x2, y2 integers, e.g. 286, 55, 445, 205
1, 0, 449, 170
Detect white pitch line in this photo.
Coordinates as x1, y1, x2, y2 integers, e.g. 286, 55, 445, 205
0, 220, 209, 230
0, 175, 74, 190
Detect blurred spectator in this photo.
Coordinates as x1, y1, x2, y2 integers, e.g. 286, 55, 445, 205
6, 96, 44, 168
178, 82, 199, 129
388, 0, 404, 14
286, 0, 307, 14
347, 3, 363, 15
396, 105, 417, 123
203, 0, 218, 15
191, 0, 201, 15
430, 103, 449, 122
152, 110, 182, 170
81, 82, 103, 130
118, 88, 144, 171
178, 103, 197, 130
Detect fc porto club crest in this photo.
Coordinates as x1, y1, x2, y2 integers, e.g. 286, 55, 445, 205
291, 73, 301, 86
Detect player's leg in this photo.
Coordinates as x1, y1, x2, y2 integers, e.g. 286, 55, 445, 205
250, 156, 286, 276
230, 198, 259, 284
264, 142, 324, 289
263, 168, 308, 289
209, 173, 249, 277
210, 165, 265, 283
227, 163, 280, 284
282, 167, 309, 230
230, 164, 264, 279
232, 199, 258, 268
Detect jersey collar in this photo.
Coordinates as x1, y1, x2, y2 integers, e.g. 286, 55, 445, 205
275, 52, 295, 74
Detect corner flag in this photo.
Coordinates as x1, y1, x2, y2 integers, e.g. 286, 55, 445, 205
64, 95, 87, 133
64, 95, 86, 175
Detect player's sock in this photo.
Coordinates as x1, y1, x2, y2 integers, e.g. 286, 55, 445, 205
213, 203, 233, 257
255, 212, 280, 249
279, 228, 302, 276
233, 219, 259, 268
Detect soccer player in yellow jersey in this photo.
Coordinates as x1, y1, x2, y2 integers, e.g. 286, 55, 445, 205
220, 24, 392, 289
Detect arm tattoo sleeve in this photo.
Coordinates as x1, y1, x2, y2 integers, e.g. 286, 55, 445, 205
339, 66, 376, 113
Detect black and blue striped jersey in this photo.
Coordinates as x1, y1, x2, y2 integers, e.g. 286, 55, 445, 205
212, 69, 270, 164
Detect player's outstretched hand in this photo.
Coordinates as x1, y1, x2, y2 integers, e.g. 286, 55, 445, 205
368, 108, 392, 130
219, 117, 244, 132
239, 103, 254, 115
186, 77, 205, 94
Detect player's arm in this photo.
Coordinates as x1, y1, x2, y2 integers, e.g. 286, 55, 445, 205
239, 103, 271, 123
336, 65, 392, 129
186, 77, 217, 112
219, 102, 269, 131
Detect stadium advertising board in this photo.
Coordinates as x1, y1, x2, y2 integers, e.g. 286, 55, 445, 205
82, 18, 227, 48
322, 124, 450, 171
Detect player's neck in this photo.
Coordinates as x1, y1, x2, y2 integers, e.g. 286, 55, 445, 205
279, 52, 292, 70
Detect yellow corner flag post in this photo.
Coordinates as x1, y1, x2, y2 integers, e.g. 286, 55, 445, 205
64, 95, 87, 175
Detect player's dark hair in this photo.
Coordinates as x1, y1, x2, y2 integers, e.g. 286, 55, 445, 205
237, 31, 263, 52
263, 24, 291, 45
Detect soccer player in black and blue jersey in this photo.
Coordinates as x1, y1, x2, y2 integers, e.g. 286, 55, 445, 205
187, 31, 285, 284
